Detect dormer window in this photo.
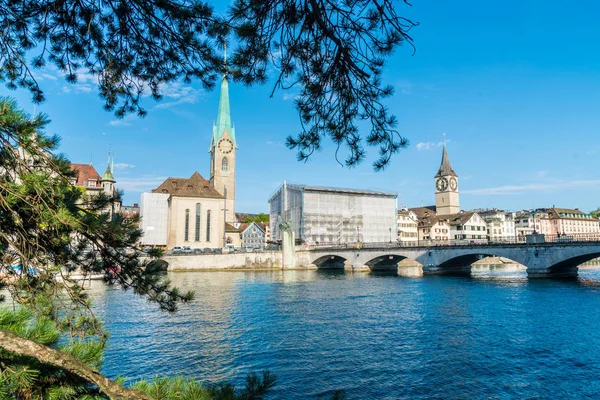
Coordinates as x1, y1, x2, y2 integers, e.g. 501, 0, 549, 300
171, 181, 177, 187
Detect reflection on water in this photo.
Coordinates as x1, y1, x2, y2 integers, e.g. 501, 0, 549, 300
89, 269, 600, 399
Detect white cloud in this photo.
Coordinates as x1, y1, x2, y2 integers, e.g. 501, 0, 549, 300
416, 141, 444, 151
108, 114, 137, 127
463, 180, 600, 196
153, 82, 201, 109
113, 163, 135, 169
116, 176, 167, 192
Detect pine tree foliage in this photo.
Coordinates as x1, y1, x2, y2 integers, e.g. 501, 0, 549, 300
0, 97, 193, 398
0, 0, 417, 169
0, 307, 106, 399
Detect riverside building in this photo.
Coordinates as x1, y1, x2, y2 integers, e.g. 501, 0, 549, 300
140, 57, 239, 249
269, 182, 397, 245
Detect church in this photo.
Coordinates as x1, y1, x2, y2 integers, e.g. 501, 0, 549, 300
410, 144, 487, 242
140, 66, 240, 249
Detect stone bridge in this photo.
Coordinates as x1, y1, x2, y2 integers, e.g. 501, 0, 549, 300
294, 241, 600, 278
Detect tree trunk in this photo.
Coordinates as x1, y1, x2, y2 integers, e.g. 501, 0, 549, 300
0, 329, 151, 400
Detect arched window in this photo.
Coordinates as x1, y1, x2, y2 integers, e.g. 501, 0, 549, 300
206, 210, 211, 242
195, 203, 201, 241
221, 157, 228, 172
184, 209, 190, 241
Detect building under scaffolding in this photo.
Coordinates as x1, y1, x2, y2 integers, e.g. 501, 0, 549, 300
269, 182, 397, 244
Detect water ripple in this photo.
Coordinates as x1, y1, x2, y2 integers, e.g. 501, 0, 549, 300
88, 269, 600, 398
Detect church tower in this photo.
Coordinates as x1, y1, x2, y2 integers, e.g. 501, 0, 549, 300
101, 151, 115, 195
209, 57, 237, 223
435, 144, 460, 216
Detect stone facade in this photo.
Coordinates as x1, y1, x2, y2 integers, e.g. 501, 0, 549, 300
167, 194, 225, 249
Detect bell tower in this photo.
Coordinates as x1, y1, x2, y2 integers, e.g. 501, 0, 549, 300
435, 143, 460, 216
209, 42, 236, 223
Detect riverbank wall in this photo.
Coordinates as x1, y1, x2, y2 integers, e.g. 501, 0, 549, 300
162, 251, 285, 270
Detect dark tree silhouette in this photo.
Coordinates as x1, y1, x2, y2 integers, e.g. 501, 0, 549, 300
0, 0, 417, 169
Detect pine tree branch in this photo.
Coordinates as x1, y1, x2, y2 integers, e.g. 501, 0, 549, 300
0, 329, 151, 400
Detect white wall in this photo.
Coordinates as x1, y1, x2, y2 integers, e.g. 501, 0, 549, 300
140, 192, 169, 246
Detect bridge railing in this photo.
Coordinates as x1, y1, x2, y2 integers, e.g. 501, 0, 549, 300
301, 233, 600, 251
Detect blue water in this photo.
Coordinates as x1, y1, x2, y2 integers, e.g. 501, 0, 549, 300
91, 269, 600, 399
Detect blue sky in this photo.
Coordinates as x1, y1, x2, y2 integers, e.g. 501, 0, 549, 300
3, 0, 600, 213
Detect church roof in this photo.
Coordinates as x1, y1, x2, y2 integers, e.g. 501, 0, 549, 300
212, 74, 236, 147
435, 144, 457, 178
152, 172, 224, 199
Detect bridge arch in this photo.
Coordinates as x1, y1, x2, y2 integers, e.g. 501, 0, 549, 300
364, 254, 421, 271
547, 252, 600, 277
433, 249, 528, 275
311, 255, 349, 270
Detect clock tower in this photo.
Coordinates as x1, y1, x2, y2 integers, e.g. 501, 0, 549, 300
435, 144, 460, 216
209, 71, 237, 223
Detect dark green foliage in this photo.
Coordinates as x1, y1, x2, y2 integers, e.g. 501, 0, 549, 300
244, 213, 269, 223
0, 308, 106, 399
0, 0, 417, 168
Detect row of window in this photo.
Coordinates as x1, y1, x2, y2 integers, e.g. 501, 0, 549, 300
184, 204, 211, 242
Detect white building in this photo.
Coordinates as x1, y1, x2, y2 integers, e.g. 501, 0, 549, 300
269, 182, 397, 244
139, 192, 169, 246
443, 212, 488, 242
397, 208, 418, 243
478, 209, 516, 241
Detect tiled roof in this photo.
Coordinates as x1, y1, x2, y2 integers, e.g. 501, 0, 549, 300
225, 222, 241, 232
440, 211, 477, 226
544, 207, 592, 220
409, 206, 437, 220
152, 172, 224, 199
71, 163, 101, 187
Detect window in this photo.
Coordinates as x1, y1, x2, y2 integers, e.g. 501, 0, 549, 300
195, 203, 201, 241
222, 157, 228, 172
206, 210, 211, 241
184, 209, 190, 241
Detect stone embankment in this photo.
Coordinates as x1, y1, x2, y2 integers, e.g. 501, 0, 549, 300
161, 251, 284, 271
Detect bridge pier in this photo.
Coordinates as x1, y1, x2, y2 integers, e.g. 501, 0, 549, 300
526, 266, 578, 279
422, 264, 471, 275
351, 264, 370, 272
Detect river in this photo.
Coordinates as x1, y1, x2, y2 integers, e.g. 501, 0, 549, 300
90, 269, 600, 399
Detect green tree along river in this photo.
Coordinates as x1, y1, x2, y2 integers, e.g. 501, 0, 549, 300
92, 270, 600, 398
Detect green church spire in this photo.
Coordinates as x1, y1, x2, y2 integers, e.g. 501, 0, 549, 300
102, 151, 115, 182
212, 42, 236, 147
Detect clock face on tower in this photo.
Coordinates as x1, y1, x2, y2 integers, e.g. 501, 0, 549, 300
436, 177, 448, 192
449, 177, 458, 191
218, 138, 234, 154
